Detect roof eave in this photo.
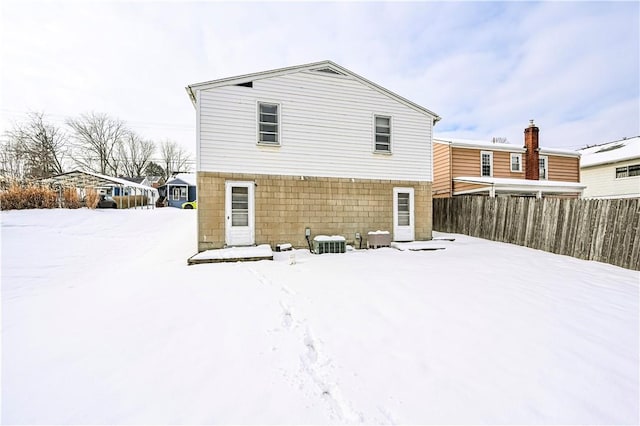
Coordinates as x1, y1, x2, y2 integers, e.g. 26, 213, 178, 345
581, 154, 640, 169
186, 86, 197, 108
453, 177, 586, 191
539, 149, 581, 158
187, 60, 334, 91
186, 60, 440, 121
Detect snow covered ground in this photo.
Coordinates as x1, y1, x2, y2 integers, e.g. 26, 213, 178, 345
1, 207, 638, 424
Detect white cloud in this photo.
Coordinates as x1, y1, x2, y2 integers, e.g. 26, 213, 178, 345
1, 1, 638, 159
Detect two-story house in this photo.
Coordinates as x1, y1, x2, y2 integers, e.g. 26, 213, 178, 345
186, 61, 440, 251
578, 136, 640, 199
433, 121, 584, 198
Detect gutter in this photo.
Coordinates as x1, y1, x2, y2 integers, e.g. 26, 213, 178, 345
185, 86, 197, 108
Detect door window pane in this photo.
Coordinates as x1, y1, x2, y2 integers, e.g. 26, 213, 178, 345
231, 187, 249, 226
397, 192, 410, 226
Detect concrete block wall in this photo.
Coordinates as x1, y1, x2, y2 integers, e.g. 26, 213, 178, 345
197, 171, 432, 251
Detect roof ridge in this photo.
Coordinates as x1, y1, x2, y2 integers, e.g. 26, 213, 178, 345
185, 60, 440, 122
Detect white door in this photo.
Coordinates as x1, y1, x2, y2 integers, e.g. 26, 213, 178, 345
393, 187, 415, 242
225, 181, 255, 246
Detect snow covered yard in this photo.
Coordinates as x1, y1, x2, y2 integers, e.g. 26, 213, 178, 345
1, 208, 638, 425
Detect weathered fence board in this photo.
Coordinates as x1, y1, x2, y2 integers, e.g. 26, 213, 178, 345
433, 196, 640, 271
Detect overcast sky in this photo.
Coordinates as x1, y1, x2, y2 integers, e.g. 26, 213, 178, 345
1, 1, 638, 159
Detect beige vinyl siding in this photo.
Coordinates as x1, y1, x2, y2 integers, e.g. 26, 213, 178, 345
451, 147, 481, 177
453, 181, 485, 194
451, 147, 524, 178
581, 158, 640, 198
198, 70, 434, 181
433, 142, 452, 198
548, 155, 580, 182
493, 151, 524, 178
449, 148, 578, 181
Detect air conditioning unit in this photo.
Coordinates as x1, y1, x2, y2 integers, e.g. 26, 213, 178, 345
312, 236, 346, 254
367, 230, 391, 249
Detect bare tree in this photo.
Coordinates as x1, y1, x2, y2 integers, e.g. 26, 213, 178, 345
159, 140, 192, 178
0, 138, 27, 181
3, 112, 68, 179
67, 112, 128, 175
117, 132, 156, 177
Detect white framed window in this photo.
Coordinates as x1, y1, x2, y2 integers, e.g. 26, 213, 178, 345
258, 102, 279, 145
616, 164, 640, 179
539, 155, 548, 180
171, 186, 187, 200
481, 151, 493, 177
510, 153, 522, 172
374, 115, 391, 153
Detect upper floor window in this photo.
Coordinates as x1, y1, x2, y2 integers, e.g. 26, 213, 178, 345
258, 102, 279, 145
481, 151, 493, 177
539, 155, 548, 180
616, 164, 640, 178
510, 153, 522, 172
374, 115, 391, 152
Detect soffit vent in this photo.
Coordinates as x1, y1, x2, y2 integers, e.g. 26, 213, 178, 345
312, 67, 346, 76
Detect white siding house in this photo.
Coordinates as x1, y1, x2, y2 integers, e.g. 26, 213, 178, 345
579, 136, 640, 199
186, 60, 440, 251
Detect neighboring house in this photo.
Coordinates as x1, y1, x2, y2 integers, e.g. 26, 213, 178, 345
145, 176, 164, 188
159, 173, 197, 208
114, 176, 145, 196
43, 170, 159, 204
185, 60, 440, 251
119, 176, 164, 190
578, 136, 640, 199
433, 121, 584, 198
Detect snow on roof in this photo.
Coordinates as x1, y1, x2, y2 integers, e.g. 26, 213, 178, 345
453, 176, 585, 190
539, 147, 580, 157
166, 173, 196, 186
578, 136, 640, 168
434, 137, 525, 153
44, 170, 159, 193
313, 235, 346, 242
434, 137, 580, 157
120, 176, 146, 184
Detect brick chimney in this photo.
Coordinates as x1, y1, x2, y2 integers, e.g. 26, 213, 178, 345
524, 119, 539, 180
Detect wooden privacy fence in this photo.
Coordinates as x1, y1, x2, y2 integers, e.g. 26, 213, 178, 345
433, 196, 640, 271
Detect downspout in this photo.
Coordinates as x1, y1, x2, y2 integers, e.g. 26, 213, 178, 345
449, 143, 453, 196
